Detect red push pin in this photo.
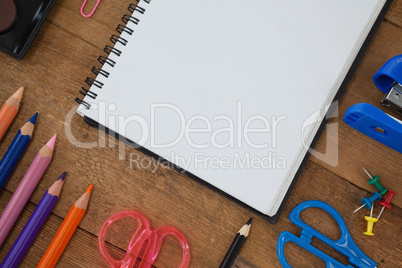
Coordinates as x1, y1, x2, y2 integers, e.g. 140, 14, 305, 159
377, 190, 396, 220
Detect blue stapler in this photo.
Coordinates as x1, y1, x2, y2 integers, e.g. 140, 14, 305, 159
344, 55, 402, 153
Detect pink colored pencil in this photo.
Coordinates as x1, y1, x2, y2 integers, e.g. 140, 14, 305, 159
0, 134, 56, 246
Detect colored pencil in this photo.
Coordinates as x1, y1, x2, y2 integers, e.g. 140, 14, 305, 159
219, 218, 252, 268
38, 184, 93, 268
0, 134, 56, 247
0, 87, 24, 141
0, 113, 38, 189
1, 172, 66, 268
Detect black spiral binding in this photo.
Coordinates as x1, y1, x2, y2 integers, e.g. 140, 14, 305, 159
76, 2, 150, 109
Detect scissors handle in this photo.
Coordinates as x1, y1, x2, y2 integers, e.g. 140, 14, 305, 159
277, 200, 377, 268
98, 210, 190, 268
139, 225, 191, 268
278, 231, 352, 268
98, 210, 151, 268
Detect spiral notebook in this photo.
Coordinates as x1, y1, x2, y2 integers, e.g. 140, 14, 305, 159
76, 0, 391, 222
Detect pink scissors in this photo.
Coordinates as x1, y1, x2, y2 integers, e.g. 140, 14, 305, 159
98, 210, 191, 268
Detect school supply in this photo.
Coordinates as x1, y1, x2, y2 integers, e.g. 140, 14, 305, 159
220, 218, 252, 268
1, 172, 65, 268
277, 200, 377, 268
344, 55, 402, 153
354, 168, 394, 235
0, 134, 56, 246
98, 210, 190, 268
80, 0, 101, 18
377, 190, 396, 220
0, 0, 57, 59
0, 113, 37, 188
353, 192, 381, 213
0, 87, 23, 140
362, 167, 388, 195
344, 104, 402, 153
38, 184, 93, 268
374, 54, 402, 118
364, 217, 378, 237
76, 0, 392, 222
364, 205, 377, 236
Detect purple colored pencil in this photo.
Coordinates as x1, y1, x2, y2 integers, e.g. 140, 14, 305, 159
1, 172, 65, 268
0, 134, 56, 247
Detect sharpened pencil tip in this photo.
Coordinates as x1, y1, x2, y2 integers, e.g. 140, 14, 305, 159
46, 134, 57, 150
12, 87, 24, 100
29, 112, 38, 124
238, 218, 252, 236
59, 172, 67, 181
85, 184, 93, 194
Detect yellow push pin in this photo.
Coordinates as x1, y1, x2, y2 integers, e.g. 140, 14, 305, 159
364, 217, 378, 236
364, 204, 378, 236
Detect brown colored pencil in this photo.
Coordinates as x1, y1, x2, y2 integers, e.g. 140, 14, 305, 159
0, 87, 24, 141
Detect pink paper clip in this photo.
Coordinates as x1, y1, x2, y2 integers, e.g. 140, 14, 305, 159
80, 0, 101, 18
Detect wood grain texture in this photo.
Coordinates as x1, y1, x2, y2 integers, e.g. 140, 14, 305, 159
0, 0, 401, 267
386, 0, 402, 27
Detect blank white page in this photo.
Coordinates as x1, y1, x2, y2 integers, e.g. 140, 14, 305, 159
78, 0, 385, 216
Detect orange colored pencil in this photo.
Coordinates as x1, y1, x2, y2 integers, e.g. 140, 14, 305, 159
37, 184, 93, 268
0, 87, 24, 140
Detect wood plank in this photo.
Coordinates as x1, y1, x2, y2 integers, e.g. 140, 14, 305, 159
385, 0, 402, 28
0, 0, 400, 267
2, 158, 399, 267
46, 0, 134, 50
0, 156, 402, 267
310, 21, 402, 208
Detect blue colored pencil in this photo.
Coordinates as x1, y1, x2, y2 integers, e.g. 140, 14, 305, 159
0, 113, 38, 189
0, 172, 65, 268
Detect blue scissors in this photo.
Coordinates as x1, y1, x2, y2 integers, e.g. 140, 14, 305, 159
277, 200, 377, 268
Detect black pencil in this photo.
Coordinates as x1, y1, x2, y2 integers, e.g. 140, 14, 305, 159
219, 218, 252, 268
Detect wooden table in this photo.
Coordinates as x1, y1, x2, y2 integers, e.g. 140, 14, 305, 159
0, 1, 401, 267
